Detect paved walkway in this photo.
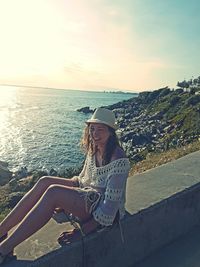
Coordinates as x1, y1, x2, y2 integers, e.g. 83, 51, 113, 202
125, 150, 200, 215
13, 218, 73, 260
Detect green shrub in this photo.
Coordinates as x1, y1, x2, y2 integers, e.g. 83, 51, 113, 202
186, 95, 200, 106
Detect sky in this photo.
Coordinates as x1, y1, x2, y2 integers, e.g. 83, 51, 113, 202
0, 0, 200, 92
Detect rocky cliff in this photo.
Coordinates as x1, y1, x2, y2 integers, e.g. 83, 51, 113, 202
106, 87, 200, 162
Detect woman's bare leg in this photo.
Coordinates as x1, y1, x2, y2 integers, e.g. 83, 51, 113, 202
0, 176, 77, 236
0, 185, 88, 255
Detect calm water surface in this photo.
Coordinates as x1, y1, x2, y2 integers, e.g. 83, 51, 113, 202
0, 86, 136, 172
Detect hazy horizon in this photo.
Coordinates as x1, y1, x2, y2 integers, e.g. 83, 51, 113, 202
0, 0, 199, 92
0, 83, 139, 94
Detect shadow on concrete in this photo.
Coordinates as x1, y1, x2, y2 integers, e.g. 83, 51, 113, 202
134, 225, 200, 267
4, 259, 32, 267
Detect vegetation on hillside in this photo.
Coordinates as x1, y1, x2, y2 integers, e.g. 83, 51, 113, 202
107, 77, 200, 163
130, 140, 200, 175
177, 76, 200, 91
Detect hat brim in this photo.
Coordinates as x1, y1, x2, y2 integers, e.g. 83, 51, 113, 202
86, 119, 118, 130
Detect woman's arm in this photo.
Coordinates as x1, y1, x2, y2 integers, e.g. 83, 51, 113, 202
92, 172, 128, 226
73, 156, 88, 187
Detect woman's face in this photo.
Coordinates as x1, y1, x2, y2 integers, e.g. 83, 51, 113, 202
89, 123, 111, 148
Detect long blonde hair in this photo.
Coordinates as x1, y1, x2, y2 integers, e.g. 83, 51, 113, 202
80, 124, 121, 165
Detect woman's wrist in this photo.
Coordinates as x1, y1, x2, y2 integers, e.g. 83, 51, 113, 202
81, 218, 100, 235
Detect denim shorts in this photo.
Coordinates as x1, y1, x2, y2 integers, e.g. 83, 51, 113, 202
77, 187, 102, 214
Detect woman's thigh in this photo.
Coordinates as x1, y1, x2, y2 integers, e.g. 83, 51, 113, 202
38, 176, 77, 189
45, 185, 90, 221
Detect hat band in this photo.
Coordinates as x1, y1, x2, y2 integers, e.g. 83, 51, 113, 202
86, 118, 117, 129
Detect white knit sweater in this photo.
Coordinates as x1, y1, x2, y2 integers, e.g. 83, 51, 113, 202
77, 154, 130, 226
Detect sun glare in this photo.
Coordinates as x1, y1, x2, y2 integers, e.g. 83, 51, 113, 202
0, 86, 18, 159
0, 86, 17, 107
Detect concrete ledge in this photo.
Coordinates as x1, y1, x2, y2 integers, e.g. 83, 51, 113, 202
27, 183, 200, 267
5, 151, 200, 267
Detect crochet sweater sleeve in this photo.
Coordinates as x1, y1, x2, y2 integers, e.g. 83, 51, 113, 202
92, 159, 129, 226
73, 157, 88, 187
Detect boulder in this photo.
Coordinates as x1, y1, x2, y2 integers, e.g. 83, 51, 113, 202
77, 107, 94, 113
131, 153, 144, 162
0, 160, 9, 168
0, 161, 12, 186
6, 192, 24, 209
13, 167, 28, 180
9, 178, 18, 187
49, 168, 58, 176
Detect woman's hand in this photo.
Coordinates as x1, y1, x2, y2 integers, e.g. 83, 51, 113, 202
57, 218, 101, 245
57, 229, 82, 245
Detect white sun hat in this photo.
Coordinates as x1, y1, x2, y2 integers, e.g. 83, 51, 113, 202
86, 107, 118, 130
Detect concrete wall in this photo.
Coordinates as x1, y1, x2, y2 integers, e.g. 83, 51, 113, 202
27, 182, 200, 267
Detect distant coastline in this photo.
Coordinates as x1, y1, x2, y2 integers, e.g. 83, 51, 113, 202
103, 90, 137, 95
0, 83, 138, 94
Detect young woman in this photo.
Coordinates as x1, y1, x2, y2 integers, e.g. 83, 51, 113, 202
0, 107, 130, 264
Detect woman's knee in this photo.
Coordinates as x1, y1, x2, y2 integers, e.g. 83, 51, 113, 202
45, 184, 61, 195
36, 176, 52, 190
43, 185, 63, 205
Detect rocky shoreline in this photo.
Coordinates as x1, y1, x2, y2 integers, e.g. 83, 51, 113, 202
1, 86, 200, 185
78, 86, 200, 163
0, 164, 82, 217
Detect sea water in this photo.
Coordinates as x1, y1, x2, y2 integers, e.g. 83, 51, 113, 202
0, 86, 136, 172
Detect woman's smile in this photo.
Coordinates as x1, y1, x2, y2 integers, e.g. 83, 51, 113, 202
89, 123, 111, 147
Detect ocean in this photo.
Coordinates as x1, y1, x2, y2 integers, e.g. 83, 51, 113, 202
0, 86, 136, 172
